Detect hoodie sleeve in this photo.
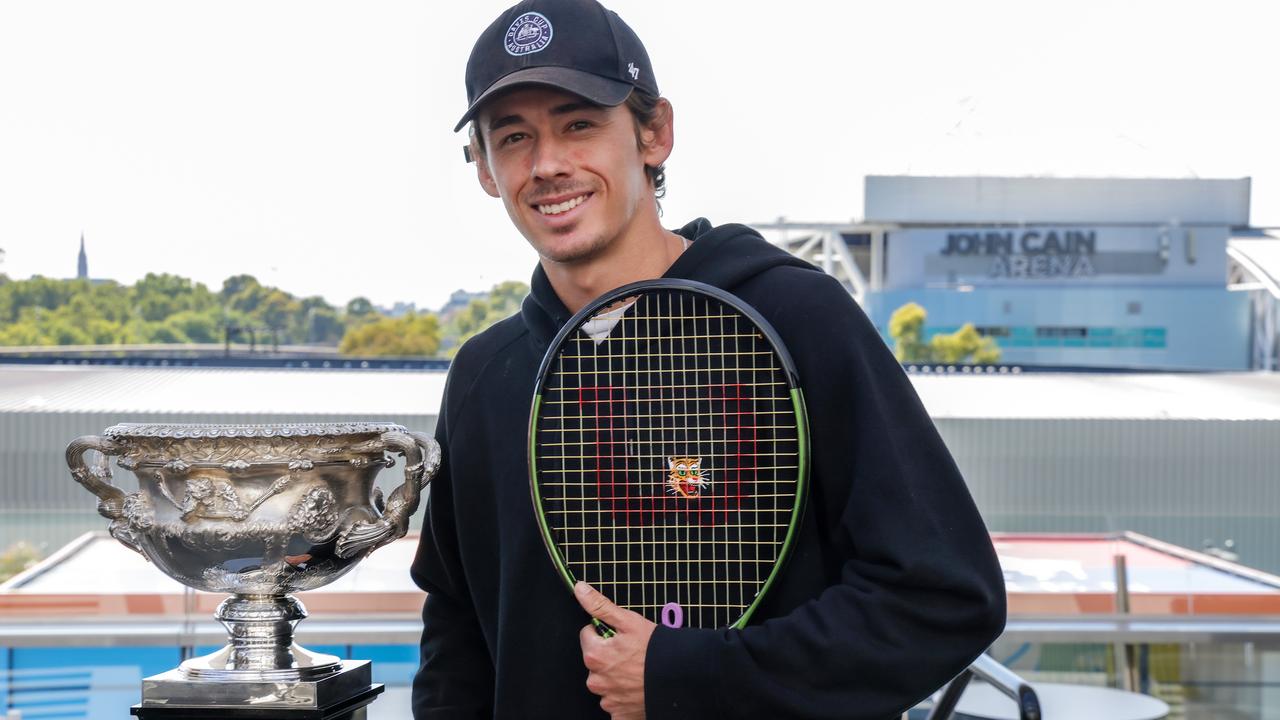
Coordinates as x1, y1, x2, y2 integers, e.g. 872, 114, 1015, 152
643, 270, 1006, 719
410, 382, 495, 719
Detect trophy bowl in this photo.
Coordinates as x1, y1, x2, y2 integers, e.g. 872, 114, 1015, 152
65, 421, 439, 691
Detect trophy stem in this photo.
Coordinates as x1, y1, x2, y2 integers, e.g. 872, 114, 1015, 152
180, 594, 342, 681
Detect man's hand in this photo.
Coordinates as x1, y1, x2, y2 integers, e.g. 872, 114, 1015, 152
575, 581, 657, 719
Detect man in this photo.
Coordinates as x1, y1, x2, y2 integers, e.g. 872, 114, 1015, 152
411, 1, 1006, 718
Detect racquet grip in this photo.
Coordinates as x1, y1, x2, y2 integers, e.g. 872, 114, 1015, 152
592, 618, 616, 638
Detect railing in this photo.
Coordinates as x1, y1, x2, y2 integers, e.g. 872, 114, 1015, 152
0, 352, 451, 370
7, 620, 1274, 717
1226, 241, 1280, 370
927, 653, 1042, 720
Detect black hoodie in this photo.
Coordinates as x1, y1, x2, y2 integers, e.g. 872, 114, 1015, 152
411, 219, 1006, 720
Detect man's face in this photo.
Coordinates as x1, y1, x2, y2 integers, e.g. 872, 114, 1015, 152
474, 86, 669, 265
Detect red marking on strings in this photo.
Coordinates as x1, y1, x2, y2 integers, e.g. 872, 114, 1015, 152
574, 384, 758, 527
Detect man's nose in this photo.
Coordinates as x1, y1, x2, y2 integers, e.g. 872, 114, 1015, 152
530, 135, 572, 179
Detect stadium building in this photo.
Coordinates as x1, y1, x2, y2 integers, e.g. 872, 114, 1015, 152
767, 176, 1279, 370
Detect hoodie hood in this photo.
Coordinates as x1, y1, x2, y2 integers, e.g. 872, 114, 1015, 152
520, 218, 814, 353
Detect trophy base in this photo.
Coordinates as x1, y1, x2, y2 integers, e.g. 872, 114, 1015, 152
180, 641, 344, 681
134, 659, 382, 719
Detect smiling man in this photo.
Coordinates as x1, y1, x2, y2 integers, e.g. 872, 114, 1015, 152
469, 84, 684, 312
410, 1, 1006, 718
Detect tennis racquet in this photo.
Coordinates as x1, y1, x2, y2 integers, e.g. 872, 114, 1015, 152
529, 279, 809, 633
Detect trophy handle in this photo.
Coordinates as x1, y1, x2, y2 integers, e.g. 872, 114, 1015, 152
65, 435, 127, 520
335, 429, 441, 558
65, 434, 148, 557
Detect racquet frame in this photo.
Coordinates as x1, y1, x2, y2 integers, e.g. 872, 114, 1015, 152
528, 278, 809, 631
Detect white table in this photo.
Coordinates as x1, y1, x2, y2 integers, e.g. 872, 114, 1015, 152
954, 680, 1169, 720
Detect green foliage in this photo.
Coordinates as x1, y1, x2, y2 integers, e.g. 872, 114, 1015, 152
441, 281, 529, 356
339, 312, 441, 357
345, 297, 376, 319
888, 302, 1001, 365
163, 310, 222, 344
0, 541, 41, 583
0, 278, 136, 346
0, 272, 531, 360
888, 302, 930, 364
929, 324, 1002, 364
0, 273, 352, 349
302, 304, 345, 344
135, 273, 217, 321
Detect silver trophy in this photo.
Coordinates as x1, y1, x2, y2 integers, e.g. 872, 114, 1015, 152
65, 422, 439, 718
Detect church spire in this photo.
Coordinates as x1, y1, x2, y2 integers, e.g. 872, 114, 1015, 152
77, 232, 88, 280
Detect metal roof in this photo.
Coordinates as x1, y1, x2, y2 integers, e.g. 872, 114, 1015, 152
864, 175, 1252, 225
909, 371, 1280, 421
994, 532, 1280, 595
0, 365, 447, 415
0, 532, 419, 596
2, 365, 1277, 421
1229, 234, 1280, 297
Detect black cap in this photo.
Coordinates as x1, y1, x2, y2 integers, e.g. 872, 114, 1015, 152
455, 0, 659, 132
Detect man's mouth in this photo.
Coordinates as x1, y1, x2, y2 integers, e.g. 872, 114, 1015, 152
535, 193, 590, 216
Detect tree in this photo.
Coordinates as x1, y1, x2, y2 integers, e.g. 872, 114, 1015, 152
163, 310, 222, 343
259, 289, 300, 334
0, 276, 77, 321
302, 306, 345, 344
339, 312, 441, 357
888, 302, 929, 363
0, 273, 355, 350
888, 302, 1000, 365
441, 281, 529, 355
134, 273, 216, 321
929, 324, 1002, 364
215, 276, 350, 346
220, 274, 260, 303
223, 276, 271, 316
345, 296, 376, 319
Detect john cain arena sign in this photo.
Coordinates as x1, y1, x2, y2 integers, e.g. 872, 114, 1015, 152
942, 229, 1097, 278
882, 225, 1221, 289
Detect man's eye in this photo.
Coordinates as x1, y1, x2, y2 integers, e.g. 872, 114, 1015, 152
499, 132, 527, 147
568, 120, 592, 131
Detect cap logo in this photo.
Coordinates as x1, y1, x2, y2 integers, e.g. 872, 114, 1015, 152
504, 12, 553, 56
627, 62, 640, 80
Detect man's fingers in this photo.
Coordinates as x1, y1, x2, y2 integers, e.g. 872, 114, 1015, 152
579, 623, 601, 649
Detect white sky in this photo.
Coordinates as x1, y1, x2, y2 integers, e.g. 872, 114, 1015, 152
1, 0, 1277, 310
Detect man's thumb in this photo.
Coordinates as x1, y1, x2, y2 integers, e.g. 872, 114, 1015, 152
574, 581, 623, 625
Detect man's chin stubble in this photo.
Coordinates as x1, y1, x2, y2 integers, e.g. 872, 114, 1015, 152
531, 231, 613, 266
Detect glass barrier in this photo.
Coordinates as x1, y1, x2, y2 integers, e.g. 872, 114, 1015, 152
0, 643, 416, 719
4, 637, 1277, 719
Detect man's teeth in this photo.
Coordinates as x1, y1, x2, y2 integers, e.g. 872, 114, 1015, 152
537, 195, 588, 215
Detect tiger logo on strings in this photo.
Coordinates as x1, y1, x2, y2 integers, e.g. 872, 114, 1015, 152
666, 457, 710, 499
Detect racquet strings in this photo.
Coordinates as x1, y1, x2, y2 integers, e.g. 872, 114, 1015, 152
534, 287, 802, 629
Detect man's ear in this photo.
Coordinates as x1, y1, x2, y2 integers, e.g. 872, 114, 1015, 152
639, 98, 674, 168
475, 151, 501, 198
467, 126, 501, 198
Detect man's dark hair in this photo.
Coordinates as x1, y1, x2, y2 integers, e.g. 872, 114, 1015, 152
622, 90, 666, 201
469, 89, 668, 201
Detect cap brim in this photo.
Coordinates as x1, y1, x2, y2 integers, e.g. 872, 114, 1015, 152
454, 67, 633, 132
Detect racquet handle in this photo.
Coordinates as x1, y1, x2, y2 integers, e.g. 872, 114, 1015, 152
592, 618, 616, 638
